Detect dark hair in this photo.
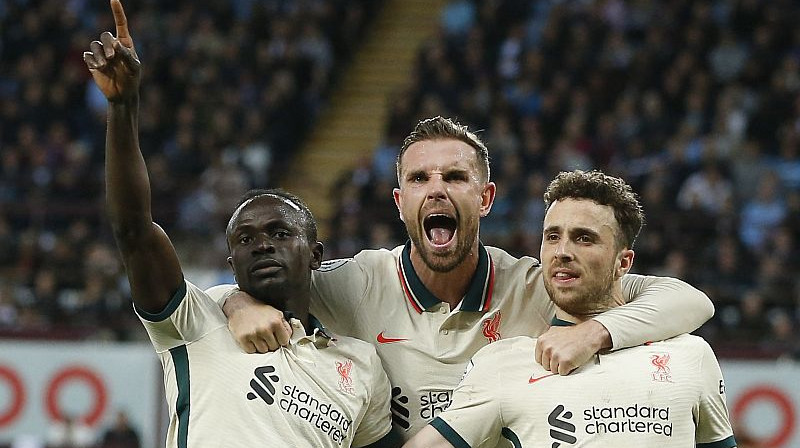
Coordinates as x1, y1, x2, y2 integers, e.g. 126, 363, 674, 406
543, 170, 644, 249
228, 188, 318, 243
397, 116, 490, 182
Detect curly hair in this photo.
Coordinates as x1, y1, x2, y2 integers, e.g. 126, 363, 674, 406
543, 170, 644, 249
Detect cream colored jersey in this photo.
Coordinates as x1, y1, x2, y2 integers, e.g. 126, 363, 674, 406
432, 325, 736, 448
137, 280, 392, 448
302, 243, 708, 440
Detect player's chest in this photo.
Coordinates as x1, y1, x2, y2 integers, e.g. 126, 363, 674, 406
505, 354, 699, 443
182, 332, 370, 421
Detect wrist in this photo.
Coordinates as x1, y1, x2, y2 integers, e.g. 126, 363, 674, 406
220, 286, 243, 317
587, 319, 612, 351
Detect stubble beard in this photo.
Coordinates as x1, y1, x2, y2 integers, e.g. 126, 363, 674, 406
544, 268, 616, 317
408, 222, 475, 273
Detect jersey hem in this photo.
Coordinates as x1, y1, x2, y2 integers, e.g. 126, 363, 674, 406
697, 435, 737, 448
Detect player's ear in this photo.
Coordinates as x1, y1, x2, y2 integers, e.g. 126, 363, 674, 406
616, 249, 634, 278
309, 242, 323, 270
227, 256, 237, 282
393, 188, 405, 222
479, 182, 496, 217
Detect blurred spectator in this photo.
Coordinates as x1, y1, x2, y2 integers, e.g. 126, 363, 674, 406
739, 172, 787, 250
46, 414, 95, 448
98, 411, 140, 448
676, 161, 734, 216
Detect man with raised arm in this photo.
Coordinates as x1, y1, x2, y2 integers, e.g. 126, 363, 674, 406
215, 117, 715, 441
84, 1, 399, 446
403, 170, 736, 448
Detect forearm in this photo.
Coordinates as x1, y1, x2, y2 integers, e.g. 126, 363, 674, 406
106, 97, 152, 239
105, 96, 183, 311
595, 274, 714, 350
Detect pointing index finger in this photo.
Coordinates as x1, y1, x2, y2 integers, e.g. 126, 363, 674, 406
110, 0, 133, 45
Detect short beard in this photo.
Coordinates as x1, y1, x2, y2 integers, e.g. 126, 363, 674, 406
408, 230, 472, 273
544, 269, 616, 317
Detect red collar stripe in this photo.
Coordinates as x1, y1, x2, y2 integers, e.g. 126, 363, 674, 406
397, 258, 424, 313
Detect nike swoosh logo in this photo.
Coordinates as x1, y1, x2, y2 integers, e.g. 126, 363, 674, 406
377, 331, 409, 344
528, 373, 556, 384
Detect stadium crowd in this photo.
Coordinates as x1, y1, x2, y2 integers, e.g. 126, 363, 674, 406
0, 0, 380, 342
0, 0, 798, 360
326, 0, 800, 359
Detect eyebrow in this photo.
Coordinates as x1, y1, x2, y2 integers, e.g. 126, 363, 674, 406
543, 225, 601, 239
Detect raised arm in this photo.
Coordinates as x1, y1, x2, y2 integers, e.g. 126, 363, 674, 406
84, 0, 182, 313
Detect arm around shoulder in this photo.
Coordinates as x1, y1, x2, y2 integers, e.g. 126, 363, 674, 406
595, 274, 714, 350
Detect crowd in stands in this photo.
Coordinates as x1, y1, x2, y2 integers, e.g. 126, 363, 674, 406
0, 0, 380, 341
0, 0, 797, 360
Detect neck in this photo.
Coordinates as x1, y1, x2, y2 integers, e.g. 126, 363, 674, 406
554, 283, 625, 324
253, 289, 311, 329
409, 241, 480, 308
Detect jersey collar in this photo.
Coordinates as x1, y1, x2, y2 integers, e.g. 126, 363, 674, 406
397, 240, 495, 313
551, 317, 576, 327
284, 312, 334, 346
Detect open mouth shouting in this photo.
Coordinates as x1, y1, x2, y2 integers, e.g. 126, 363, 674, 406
423, 213, 457, 250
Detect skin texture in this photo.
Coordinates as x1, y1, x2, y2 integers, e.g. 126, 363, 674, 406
226, 195, 323, 328
541, 198, 632, 319
392, 139, 495, 305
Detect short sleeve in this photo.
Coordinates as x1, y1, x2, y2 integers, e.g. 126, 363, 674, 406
310, 255, 372, 336
695, 341, 737, 448
137, 280, 227, 352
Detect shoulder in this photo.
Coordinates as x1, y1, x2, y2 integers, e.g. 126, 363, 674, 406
657, 333, 712, 350
317, 247, 399, 273
485, 245, 541, 271
644, 334, 717, 367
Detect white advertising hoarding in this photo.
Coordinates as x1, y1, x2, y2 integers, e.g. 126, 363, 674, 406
0, 341, 163, 448
722, 359, 799, 448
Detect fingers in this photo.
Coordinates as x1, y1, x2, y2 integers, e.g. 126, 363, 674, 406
534, 339, 544, 365
242, 341, 257, 355
82, 51, 99, 70
100, 32, 116, 59
85, 40, 108, 71
110, 0, 132, 42
251, 337, 272, 354
276, 320, 292, 347
540, 346, 552, 372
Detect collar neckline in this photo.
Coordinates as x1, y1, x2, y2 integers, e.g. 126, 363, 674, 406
397, 240, 494, 313
551, 317, 576, 327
